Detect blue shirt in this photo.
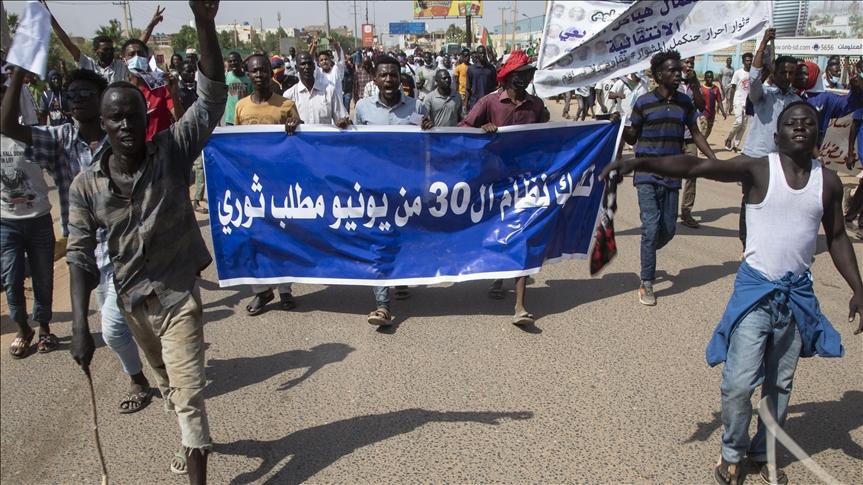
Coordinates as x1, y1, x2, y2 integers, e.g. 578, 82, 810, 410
804, 90, 863, 146
741, 66, 801, 158
466, 63, 497, 109
630, 89, 697, 189
353, 94, 427, 125
706, 261, 843, 367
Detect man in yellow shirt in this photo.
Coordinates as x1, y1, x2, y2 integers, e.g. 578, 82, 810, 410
235, 53, 302, 316
453, 50, 470, 113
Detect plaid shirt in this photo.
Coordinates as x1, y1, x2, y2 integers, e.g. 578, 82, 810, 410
66, 72, 227, 313
31, 124, 110, 236
354, 67, 374, 101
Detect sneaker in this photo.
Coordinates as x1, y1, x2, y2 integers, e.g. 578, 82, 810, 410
639, 281, 656, 306
746, 458, 788, 485
713, 457, 742, 485
680, 214, 700, 228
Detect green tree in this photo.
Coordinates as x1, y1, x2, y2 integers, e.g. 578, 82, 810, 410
171, 25, 199, 52
95, 19, 123, 46
445, 23, 465, 43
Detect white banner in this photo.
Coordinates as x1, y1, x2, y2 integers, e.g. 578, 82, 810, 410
538, 1, 632, 69
5, 1, 51, 78
774, 38, 863, 56
534, 0, 771, 98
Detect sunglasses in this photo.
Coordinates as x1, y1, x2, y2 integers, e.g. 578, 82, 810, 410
67, 89, 98, 101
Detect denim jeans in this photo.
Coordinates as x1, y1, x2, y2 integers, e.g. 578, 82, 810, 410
95, 267, 144, 376
373, 286, 390, 310
122, 281, 211, 450
0, 214, 55, 326
636, 184, 678, 282
342, 92, 352, 112
720, 299, 802, 463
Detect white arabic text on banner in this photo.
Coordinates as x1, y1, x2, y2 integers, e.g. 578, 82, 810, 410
6, 1, 51, 78
534, 0, 771, 98
204, 123, 621, 287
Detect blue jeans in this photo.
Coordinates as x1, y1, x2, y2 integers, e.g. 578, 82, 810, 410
636, 183, 678, 282
720, 299, 802, 463
342, 92, 352, 112
373, 286, 390, 310
95, 267, 144, 376
0, 214, 55, 326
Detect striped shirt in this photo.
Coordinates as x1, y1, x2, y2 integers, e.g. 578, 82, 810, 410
66, 72, 227, 313
630, 89, 697, 189
31, 124, 109, 236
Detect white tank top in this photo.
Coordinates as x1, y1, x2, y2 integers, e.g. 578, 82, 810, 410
744, 153, 823, 281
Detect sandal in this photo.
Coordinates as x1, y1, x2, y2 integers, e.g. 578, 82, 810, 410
367, 308, 393, 326
512, 311, 536, 326
170, 448, 188, 475
714, 457, 742, 485
280, 292, 297, 310
119, 387, 155, 414
394, 286, 410, 300
36, 333, 59, 353
9, 328, 35, 359
245, 290, 274, 316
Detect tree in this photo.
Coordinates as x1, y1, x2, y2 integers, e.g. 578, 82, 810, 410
218, 30, 235, 50
445, 24, 465, 43
95, 19, 123, 46
171, 25, 198, 52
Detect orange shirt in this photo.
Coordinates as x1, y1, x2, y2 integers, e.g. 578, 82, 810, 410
454, 63, 469, 96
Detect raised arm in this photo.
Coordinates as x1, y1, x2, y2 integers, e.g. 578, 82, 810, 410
820, 170, 863, 333
192, 1, 223, 83
0, 68, 34, 145
601, 153, 758, 184
749, 28, 774, 104
41, 1, 81, 62
139, 5, 165, 44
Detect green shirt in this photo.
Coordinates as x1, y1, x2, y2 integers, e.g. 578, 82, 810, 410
224, 71, 252, 125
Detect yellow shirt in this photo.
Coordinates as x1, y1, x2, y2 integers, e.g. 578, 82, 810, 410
454, 63, 469, 96
234, 92, 301, 125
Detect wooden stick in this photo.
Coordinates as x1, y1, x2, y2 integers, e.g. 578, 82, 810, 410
84, 367, 109, 485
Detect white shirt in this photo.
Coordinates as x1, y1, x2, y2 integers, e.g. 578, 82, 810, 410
731, 68, 750, 106
78, 53, 129, 84
315, 47, 345, 96
283, 77, 347, 125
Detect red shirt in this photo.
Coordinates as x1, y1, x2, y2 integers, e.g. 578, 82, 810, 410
699, 84, 722, 120
459, 89, 549, 128
139, 83, 175, 141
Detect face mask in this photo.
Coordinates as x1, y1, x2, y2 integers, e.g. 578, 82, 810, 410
830, 75, 841, 84
126, 55, 149, 73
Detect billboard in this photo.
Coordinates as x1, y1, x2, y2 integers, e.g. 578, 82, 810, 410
390, 22, 427, 35
362, 23, 374, 47
413, 0, 483, 19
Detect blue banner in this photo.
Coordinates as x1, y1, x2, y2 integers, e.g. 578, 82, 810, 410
389, 22, 426, 34
204, 122, 621, 287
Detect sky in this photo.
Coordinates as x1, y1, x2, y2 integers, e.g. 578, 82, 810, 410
4, 1, 547, 38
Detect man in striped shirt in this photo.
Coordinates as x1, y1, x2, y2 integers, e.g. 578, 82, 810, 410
622, 50, 714, 306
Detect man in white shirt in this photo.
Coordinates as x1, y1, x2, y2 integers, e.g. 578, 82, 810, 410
311, 38, 345, 98
724, 52, 753, 152
284, 53, 350, 127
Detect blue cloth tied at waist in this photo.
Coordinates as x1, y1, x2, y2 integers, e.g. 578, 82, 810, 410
706, 261, 844, 367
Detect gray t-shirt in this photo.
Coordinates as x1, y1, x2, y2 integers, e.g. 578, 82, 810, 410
0, 135, 51, 219
720, 65, 734, 89
353, 94, 427, 126
423, 90, 462, 127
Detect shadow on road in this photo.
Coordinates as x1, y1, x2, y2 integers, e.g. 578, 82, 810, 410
215, 408, 533, 484
683, 391, 863, 466
204, 343, 355, 399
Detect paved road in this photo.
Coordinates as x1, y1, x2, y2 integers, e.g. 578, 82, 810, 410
2, 104, 862, 484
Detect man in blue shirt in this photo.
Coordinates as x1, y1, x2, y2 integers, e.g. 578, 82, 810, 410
465, 46, 497, 111
622, 50, 714, 306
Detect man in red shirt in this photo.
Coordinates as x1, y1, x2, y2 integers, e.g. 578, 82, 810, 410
698, 70, 727, 143
122, 39, 184, 141
460, 51, 550, 327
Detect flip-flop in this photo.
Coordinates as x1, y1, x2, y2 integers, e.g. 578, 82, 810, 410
9, 328, 35, 359
36, 333, 59, 353
367, 308, 393, 326
245, 290, 274, 316
512, 311, 535, 326
119, 387, 155, 414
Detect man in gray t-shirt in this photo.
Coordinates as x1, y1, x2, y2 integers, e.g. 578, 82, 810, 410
719, 56, 735, 113
422, 69, 463, 127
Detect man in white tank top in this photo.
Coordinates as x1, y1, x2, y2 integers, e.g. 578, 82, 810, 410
602, 101, 863, 485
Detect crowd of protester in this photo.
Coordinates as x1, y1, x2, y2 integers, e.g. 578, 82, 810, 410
1, 2, 862, 483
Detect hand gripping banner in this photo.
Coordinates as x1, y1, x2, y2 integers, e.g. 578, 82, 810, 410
204, 122, 622, 287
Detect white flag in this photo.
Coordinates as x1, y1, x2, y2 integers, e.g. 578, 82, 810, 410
6, 1, 52, 78
534, 0, 772, 98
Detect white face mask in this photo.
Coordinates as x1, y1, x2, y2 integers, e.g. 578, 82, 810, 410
126, 55, 149, 72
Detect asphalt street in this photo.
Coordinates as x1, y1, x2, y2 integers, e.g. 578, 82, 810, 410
1, 103, 861, 484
